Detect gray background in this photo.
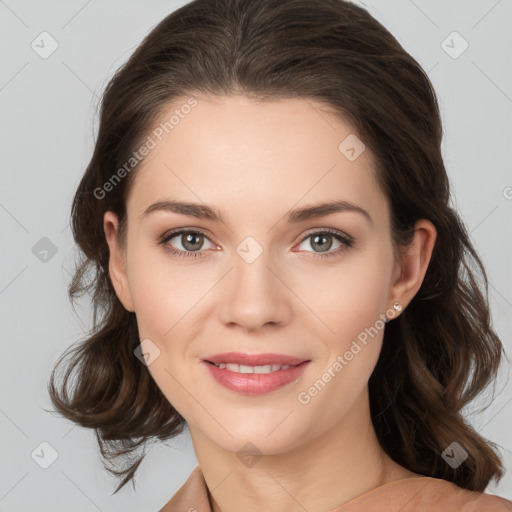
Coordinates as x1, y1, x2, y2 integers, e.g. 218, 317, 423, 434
1, 0, 511, 510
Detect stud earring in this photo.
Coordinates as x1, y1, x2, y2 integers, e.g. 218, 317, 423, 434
385, 301, 403, 323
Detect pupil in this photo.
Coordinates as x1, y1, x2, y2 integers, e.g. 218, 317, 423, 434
183, 233, 203, 251
312, 234, 332, 252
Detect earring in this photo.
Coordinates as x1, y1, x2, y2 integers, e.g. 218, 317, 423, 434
385, 301, 403, 323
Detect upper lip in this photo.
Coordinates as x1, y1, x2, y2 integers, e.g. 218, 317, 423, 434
202, 352, 309, 366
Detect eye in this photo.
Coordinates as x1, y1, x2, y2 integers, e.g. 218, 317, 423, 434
159, 229, 216, 258
158, 227, 354, 260
294, 228, 354, 258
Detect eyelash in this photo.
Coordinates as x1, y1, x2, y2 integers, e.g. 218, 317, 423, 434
158, 228, 354, 260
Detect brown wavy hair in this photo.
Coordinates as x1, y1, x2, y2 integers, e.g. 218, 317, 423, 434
47, 0, 507, 494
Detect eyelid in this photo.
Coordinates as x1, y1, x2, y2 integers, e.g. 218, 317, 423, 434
296, 227, 354, 244
159, 227, 219, 249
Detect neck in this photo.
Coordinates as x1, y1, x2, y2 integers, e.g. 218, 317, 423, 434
189, 387, 414, 512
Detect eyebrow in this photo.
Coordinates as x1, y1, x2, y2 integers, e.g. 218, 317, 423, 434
141, 199, 373, 225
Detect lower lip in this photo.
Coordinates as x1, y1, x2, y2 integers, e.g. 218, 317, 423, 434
202, 360, 311, 396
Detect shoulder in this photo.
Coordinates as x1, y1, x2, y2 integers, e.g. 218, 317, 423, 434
397, 477, 512, 511
339, 476, 512, 512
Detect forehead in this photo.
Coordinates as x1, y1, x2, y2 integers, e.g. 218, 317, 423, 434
125, 95, 388, 227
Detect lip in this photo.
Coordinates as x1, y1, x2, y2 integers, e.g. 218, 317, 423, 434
202, 352, 309, 366
201, 352, 311, 396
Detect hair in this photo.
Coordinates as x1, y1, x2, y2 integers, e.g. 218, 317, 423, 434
47, 0, 507, 495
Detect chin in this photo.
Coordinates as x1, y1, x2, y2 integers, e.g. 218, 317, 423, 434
209, 422, 308, 457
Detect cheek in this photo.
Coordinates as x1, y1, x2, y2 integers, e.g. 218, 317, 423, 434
127, 244, 211, 339
293, 269, 389, 434
290, 248, 391, 411
293, 249, 391, 345
339, 270, 389, 342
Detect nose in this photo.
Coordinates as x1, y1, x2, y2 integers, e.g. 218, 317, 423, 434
218, 248, 292, 332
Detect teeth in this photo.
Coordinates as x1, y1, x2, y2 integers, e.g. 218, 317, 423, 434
255, 365, 272, 373
213, 362, 293, 373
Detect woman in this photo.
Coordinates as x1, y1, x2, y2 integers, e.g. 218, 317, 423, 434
47, 0, 512, 510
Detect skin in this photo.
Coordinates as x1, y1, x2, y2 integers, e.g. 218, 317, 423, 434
104, 95, 437, 512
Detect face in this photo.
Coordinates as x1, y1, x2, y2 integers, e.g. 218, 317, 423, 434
105, 94, 405, 456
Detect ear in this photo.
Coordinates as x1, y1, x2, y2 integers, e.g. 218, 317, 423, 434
103, 211, 135, 312
389, 219, 437, 314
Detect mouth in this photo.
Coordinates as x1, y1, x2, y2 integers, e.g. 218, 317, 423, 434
203, 360, 303, 374
202, 351, 309, 367
200, 353, 311, 395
